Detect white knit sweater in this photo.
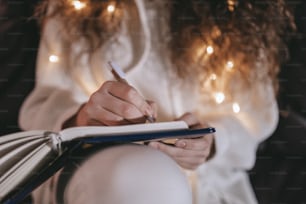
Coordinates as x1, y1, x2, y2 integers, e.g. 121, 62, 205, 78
19, 0, 278, 203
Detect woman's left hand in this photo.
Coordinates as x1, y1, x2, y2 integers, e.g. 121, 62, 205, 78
148, 112, 215, 170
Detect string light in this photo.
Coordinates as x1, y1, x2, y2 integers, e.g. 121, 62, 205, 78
107, 4, 116, 13
71, 0, 86, 10
210, 73, 217, 80
206, 46, 214, 55
226, 61, 234, 71
232, 102, 240, 113
227, 0, 238, 12
214, 92, 225, 104
49, 55, 59, 63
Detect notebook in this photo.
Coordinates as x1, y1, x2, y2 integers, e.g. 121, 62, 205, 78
0, 121, 215, 203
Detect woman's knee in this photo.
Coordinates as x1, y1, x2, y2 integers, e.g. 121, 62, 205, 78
64, 144, 192, 204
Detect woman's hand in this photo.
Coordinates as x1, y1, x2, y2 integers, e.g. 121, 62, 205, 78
149, 112, 215, 170
75, 81, 156, 126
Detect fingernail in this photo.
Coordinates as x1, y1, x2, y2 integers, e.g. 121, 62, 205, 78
176, 141, 186, 148
149, 142, 159, 149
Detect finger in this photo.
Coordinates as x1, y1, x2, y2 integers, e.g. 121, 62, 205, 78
175, 138, 209, 151
85, 104, 127, 126
175, 148, 211, 160
86, 118, 131, 126
175, 134, 214, 150
158, 147, 209, 170
175, 113, 212, 129
85, 94, 145, 125
149, 141, 206, 158
149, 142, 209, 170
146, 100, 158, 119
176, 112, 200, 127
92, 91, 144, 120
149, 141, 184, 157
96, 105, 147, 125
207, 135, 216, 160
100, 81, 154, 117
174, 155, 207, 168
86, 118, 105, 126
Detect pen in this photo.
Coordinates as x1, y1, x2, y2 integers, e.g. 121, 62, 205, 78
108, 61, 156, 123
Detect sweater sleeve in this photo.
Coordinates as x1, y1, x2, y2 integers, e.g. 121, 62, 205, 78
194, 81, 278, 203
200, 82, 279, 170
19, 18, 87, 132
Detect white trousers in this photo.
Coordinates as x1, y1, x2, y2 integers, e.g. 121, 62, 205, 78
63, 144, 192, 204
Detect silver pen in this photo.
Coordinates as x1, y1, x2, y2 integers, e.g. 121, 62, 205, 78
108, 61, 156, 123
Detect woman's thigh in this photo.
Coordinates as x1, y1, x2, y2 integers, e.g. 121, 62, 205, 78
64, 144, 192, 204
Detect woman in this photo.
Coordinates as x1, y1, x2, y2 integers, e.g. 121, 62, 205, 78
19, 0, 294, 203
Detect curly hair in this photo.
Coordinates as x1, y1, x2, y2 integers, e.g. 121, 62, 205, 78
35, 0, 295, 93
169, 0, 295, 93
35, 0, 124, 51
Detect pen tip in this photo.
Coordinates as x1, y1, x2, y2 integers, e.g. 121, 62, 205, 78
146, 115, 156, 123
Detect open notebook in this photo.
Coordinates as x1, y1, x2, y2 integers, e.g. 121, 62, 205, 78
0, 121, 215, 203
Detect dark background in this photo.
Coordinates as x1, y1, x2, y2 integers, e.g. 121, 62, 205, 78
0, 0, 39, 135
249, 1, 306, 203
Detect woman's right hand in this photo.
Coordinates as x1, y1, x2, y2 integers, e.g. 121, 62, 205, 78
75, 81, 156, 126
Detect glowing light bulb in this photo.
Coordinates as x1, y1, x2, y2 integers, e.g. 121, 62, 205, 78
49, 55, 59, 63
210, 73, 217, 80
206, 46, 214, 55
72, 0, 86, 10
214, 92, 225, 104
107, 4, 116, 13
226, 61, 234, 70
232, 102, 240, 113
227, 0, 237, 12
228, 0, 235, 7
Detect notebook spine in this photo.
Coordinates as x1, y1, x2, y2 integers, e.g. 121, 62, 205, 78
46, 132, 62, 154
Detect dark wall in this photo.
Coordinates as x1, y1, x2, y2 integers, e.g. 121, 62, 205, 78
0, 0, 40, 135
278, 1, 306, 116
249, 1, 306, 203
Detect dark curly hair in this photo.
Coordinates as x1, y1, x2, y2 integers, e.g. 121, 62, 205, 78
35, 0, 295, 93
